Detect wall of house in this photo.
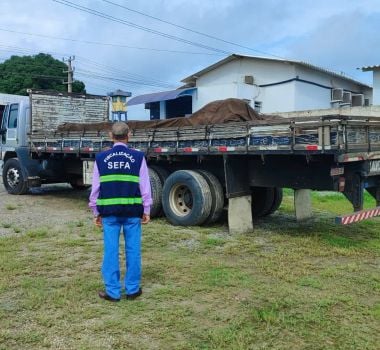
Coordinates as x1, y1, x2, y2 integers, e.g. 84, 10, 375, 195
191, 58, 372, 114
258, 82, 296, 113
277, 105, 380, 118
293, 65, 372, 111
291, 79, 330, 112
193, 58, 300, 113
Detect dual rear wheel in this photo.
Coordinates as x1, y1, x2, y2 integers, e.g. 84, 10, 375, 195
251, 187, 283, 218
149, 168, 224, 226
149, 167, 283, 226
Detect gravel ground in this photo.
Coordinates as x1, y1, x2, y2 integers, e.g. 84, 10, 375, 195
0, 177, 92, 237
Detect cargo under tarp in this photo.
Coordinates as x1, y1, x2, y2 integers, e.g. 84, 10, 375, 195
57, 98, 280, 133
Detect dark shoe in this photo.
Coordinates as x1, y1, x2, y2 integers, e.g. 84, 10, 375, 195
125, 288, 142, 300
98, 290, 120, 302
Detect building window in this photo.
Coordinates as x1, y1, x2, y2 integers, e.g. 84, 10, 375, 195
254, 101, 262, 113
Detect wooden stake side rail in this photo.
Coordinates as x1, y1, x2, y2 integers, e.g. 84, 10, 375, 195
28, 115, 380, 158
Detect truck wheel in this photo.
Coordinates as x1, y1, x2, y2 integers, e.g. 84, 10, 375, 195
267, 188, 283, 215
149, 167, 163, 218
195, 170, 224, 224
251, 187, 275, 218
149, 166, 170, 217
2, 158, 29, 195
149, 165, 170, 185
162, 170, 212, 226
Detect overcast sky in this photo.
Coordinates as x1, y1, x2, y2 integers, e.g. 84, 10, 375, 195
1, 0, 380, 118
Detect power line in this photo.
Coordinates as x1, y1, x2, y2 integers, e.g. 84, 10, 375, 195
101, 0, 284, 59
80, 78, 119, 91
52, 0, 232, 55
0, 43, 71, 58
75, 56, 176, 87
75, 70, 174, 89
0, 43, 178, 89
0, 27, 222, 56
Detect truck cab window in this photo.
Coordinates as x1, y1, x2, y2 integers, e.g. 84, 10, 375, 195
0, 105, 4, 127
1, 105, 8, 143
8, 104, 19, 129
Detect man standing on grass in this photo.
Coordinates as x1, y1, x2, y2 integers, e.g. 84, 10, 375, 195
89, 122, 152, 302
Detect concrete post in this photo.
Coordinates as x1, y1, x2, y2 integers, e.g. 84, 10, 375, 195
228, 195, 253, 234
294, 189, 312, 221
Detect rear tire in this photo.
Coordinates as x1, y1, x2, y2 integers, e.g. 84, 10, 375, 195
2, 158, 29, 195
149, 165, 170, 216
149, 167, 163, 218
149, 165, 170, 184
267, 188, 283, 215
162, 170, 212, 226
251, 187, 275, 218
195, 170, 224, 224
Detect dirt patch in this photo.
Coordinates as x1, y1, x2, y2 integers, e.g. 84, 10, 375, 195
0, 177, 92, 237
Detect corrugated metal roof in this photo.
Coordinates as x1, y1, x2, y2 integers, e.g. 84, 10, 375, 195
181, 54, 371, 88
127, 88, 196, 106
361, 65, 380, 72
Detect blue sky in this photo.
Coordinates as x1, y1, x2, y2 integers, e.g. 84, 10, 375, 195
0, 0, 379, 118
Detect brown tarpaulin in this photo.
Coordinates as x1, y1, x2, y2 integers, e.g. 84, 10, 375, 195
57, 98, 280, 133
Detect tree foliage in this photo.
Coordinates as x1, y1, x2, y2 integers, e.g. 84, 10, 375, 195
0, 53, 85, 95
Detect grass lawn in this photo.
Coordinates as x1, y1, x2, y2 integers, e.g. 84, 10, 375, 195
0, 189, 379, 349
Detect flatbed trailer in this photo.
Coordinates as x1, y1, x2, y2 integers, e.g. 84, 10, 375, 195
1, 91, 379, 232
128, 114, 380, 231
25, 111, 380, 232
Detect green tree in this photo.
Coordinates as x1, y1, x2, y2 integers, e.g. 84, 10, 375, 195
0, 53, 86, 95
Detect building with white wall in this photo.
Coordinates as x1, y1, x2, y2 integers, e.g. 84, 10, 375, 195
128, 54, 372, 119
362, 65, 380, 105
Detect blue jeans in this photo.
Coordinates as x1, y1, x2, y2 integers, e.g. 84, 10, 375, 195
101, 216, 142, 299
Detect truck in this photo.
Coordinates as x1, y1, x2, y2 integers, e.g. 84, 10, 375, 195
0, 90, 111, 193
1, 91, 380, 233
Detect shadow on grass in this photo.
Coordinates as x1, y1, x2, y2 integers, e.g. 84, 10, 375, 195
30, 184, 90, 197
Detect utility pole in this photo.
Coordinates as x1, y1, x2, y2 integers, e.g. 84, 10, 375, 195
63, 56, 75, 93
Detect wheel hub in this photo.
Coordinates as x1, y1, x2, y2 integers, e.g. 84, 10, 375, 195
169, 183, 193, 217
6, 168, 20, 188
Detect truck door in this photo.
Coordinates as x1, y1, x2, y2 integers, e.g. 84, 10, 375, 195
4, 104, 18, 143
0, 104, 18, 161
0, 104, 8, 161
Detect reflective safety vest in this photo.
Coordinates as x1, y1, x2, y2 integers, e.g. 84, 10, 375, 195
95, 144, 144, 217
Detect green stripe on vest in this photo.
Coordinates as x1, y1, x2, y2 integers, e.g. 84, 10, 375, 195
100, 174, 140, 183
96, 197, 143, 206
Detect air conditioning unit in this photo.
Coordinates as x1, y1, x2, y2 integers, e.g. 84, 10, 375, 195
244, 75, 255, 85
331, 88, 343, 102
342, 91, 351, 104
352, 94, 364, 107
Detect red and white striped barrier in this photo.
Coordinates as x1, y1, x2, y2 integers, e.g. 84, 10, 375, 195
336, 207, 380, 225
